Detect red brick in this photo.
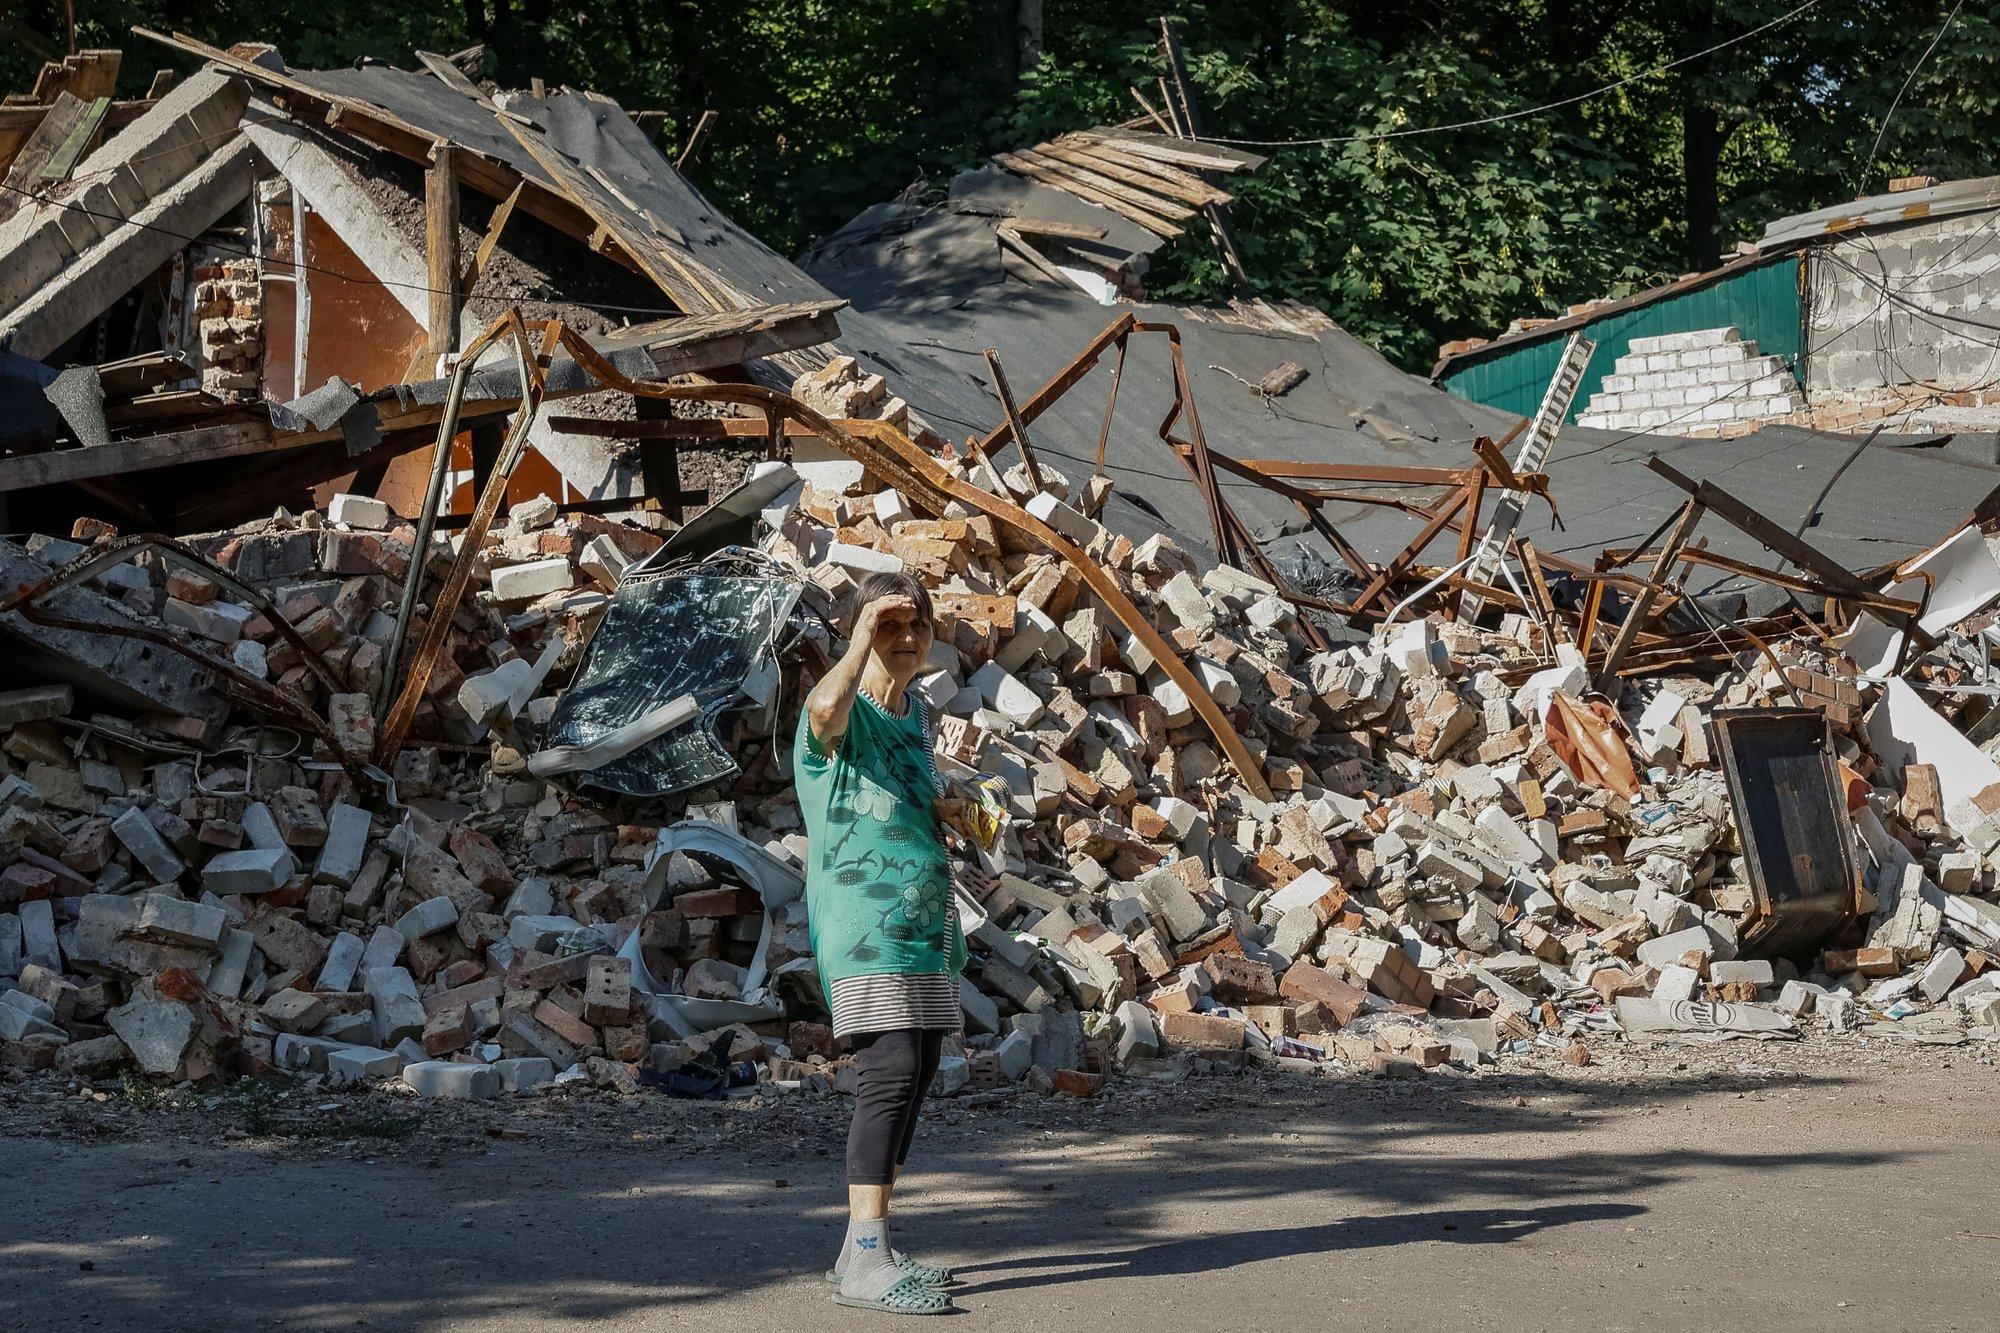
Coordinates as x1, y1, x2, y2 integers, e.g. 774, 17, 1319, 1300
673, 887, 762, 918
448, 825, 515, 898
1277, 963, 1368, 1026
534, 998, 599, 1050
1051, 1068, 1105, 1097
1157, 1009, 1245, 1051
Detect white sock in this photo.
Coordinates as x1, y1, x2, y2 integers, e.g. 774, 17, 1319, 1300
837, 1217, 901, 1299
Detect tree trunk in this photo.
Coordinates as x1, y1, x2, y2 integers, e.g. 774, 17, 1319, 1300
1682, 99, 1725, 271
991, 0, 1042, 94
1016, 0, 1044, 74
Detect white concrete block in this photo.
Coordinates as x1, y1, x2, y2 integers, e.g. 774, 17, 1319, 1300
488, 556, 573, 601
328, 493, 391, 530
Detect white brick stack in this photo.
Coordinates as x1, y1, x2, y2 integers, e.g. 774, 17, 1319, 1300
1575, 326, 1804, 436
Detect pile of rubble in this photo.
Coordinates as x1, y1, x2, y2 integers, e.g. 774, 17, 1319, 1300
3, 442, 1999, 1103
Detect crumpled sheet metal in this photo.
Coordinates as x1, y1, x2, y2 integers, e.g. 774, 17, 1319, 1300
539, 566, 802, 798
622, 818, 806, 1038
1544, 692, 1641, 798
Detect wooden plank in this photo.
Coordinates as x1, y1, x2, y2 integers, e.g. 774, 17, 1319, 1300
426, 145, 463, 357
674, 109, 717, 170
584, 162, 737, 311
1051, 136, 1231, 206
1001, 216, 1108, 241
64, 51, 123, 103
462, 178, 523, 291
0, 92, 89, 223
1078, 130, 1250, 173
38, 96, 113, 183
1012, 147, 1194, 221
495, 111, 717, 316
994, 224, 1075, 286
414, 49, 488, 101
991, 151, 1180, 237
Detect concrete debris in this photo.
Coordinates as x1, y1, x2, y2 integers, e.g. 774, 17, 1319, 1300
1, 413, 1997, 1107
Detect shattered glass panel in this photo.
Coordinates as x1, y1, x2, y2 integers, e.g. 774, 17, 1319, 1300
543, 569, 802, 797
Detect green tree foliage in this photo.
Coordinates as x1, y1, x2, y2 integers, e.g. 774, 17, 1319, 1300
3, 2, 1993, 370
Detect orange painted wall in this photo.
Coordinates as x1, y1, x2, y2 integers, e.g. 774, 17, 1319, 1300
261, 197, 566, 518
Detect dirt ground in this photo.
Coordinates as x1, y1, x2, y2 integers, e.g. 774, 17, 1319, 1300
2, 1034, 1993, 1331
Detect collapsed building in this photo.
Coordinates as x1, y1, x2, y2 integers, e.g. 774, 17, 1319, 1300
1, 33, 1997, 1100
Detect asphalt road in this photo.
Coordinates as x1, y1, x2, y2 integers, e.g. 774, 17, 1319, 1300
2, 1045, 1994, 1331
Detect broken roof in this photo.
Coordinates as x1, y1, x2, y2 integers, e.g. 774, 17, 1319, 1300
803, 156, 2000, 608
1759, 174, 2000, 252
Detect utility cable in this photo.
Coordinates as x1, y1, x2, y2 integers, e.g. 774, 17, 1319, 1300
1860, 0, 1967, 184
1187, 0, 1827, 149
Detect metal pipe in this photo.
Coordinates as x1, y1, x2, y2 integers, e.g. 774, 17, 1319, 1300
373, 329, 532, 721
1383, 552, 1480, 627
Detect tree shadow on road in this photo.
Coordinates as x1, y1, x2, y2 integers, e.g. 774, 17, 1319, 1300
0, 1062, 1915, 1329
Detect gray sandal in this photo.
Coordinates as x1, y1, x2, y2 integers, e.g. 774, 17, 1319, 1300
831, 1272, 954, 1315
825, 1251, 959, 1288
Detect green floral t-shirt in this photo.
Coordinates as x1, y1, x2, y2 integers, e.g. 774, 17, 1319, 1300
795, 691, 965, 1005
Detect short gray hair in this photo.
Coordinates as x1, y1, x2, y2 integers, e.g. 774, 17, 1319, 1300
851, 569, 934, 622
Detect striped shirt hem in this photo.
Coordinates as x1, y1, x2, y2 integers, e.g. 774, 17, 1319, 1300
830, 971, 961, 1038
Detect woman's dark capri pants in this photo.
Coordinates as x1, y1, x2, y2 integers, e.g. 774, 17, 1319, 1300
845, 1028, 947, 1186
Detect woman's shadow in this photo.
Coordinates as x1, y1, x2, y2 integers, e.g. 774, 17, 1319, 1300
949, 1201, 1645, 1295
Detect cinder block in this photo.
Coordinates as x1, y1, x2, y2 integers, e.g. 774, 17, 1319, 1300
488, 557, 573, 601
134, 893, 225, 947
328, 493, 391, 530
201, 847, 292, 895
111, 807, 186, 882
317, 930, 367, 992
314, 803, 371, 888
403, 1060, 499, 1099
496, 1056, 556, 1092
327, 1045, 405, 1086
394, 895, 459, 939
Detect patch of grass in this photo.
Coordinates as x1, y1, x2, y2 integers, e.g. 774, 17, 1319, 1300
119, 1071, 165, 1108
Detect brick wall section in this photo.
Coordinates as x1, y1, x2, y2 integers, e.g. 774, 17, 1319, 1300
1575, 326, 1804, 436
194, 257, 263, 403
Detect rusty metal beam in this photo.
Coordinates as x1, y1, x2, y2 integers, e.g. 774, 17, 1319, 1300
0, 532, 348, 699
982, 348, 1046, 492
375, 313, 552, 761
512, 315, 1275, 801
1644, 453, 1932, 651
1346, 486, 1472, 619
974, 311, 1138, 457
0, 537, 374, 788
1593, 500, 1704, 692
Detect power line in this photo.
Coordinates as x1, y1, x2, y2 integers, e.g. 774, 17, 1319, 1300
1861, 0, 1967, 183
1188, 0, 1828, 149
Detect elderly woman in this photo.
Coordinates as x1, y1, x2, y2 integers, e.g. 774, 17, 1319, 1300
796, 569, 966, 1316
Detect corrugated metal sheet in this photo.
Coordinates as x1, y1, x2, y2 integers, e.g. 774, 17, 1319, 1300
1760, 176, 2000, 251
1438, 256, 1803, 421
